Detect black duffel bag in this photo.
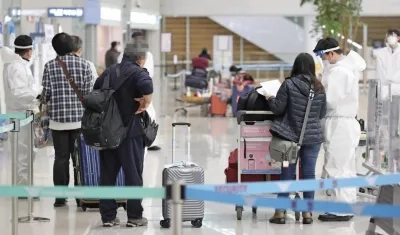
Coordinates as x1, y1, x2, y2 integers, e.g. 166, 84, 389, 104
185, 75, 208, 90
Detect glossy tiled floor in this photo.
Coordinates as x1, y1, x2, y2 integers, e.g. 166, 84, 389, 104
0, 88, 388, 235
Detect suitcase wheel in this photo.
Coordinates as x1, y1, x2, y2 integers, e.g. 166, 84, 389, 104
160, 219, 170, 228
81, 205, 87, 212
236, 206, 243, 220
252, 207, 257, 214
191, 219, 202, 228
326, 189, 333, 196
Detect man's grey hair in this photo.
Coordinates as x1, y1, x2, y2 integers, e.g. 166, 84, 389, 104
123, 39, 149, 61
71, 35, 83, 52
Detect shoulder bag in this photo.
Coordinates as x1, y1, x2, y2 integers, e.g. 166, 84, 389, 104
269, 85, 315, 167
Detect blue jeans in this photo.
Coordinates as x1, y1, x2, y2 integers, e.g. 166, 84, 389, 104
277, 143, 321, 200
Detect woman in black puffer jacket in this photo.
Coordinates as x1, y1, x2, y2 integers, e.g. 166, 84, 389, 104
266, 53, 327, 225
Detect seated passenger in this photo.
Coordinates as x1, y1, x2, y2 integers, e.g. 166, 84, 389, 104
95, 40, 153, 228
265, 53, 327, 225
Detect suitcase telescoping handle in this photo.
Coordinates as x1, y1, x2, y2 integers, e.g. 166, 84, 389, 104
172, 122, 191, 163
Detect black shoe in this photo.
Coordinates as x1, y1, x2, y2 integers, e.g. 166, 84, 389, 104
269, 210, 286, 224
318, 213, 354, 222
103, 218, 120, 227
127, 217, 148, 227
53, 199, 67, 207
148, 146, 161, 151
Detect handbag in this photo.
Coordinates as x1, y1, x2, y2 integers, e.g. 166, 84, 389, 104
139, 111, 159, 147
269, 85, 315, 166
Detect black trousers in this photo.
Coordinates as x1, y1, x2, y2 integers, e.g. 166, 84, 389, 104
99, 136, 145, 221
52, 129, 81, 195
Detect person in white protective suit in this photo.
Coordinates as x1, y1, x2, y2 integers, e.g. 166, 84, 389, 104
119, 32, 161, 151
0, 35, 42, 189
313, 37, 366, 222
373, 29, 400, 95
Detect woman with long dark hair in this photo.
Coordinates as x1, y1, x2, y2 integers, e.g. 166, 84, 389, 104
265, 53, 327, 224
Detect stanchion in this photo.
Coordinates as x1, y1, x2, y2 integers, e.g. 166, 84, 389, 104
18, 111, 50, 223
10, 118, 20, 235
171, 180, 183, 235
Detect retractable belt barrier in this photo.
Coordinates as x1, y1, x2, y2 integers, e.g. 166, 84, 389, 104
0, 114, 34, 133
0, 173, 400, 218
186, 173, 400, 195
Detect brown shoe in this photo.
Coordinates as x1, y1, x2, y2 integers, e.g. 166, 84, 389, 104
302, 212, 313, 224
269, 210, 286, 224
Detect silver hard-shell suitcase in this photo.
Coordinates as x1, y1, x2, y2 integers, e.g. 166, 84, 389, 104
160, 122, 204, 228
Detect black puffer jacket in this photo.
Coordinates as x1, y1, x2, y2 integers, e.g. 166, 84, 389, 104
267, 75, 326, 145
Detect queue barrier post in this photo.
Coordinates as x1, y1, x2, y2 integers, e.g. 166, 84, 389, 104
171, 180, 184, 235
18, 111, 50, 223
10, 118, 20, 235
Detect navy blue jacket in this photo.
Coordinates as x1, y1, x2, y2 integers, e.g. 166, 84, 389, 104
94, 59, 153, 138
268, 75, 326, 145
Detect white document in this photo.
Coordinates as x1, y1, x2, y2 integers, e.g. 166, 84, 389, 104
257, 80, 281, 97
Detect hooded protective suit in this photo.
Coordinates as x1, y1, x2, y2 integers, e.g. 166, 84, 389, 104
373, 45, 400, 97
322, 51, 366, 216
1, 47, 42, 186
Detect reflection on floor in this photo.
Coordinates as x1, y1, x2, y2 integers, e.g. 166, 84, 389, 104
0, 91, 387, 235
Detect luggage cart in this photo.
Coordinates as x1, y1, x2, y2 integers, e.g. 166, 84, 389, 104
175, 70, 221, 117
235, 111, 292, 220
365, 80, 400, 235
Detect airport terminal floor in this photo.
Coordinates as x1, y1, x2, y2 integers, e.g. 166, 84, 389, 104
0, 89, 386, 235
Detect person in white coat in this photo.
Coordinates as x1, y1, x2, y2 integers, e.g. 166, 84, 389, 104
313, 37, 366, 222
0, 35, 42, 188
71, 35, 99, 82
374, 29, 400, 93
119, 32, 160, 151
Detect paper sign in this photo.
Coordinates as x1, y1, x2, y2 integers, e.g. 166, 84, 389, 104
258, 80, 281, 97
161, 33, 171, 52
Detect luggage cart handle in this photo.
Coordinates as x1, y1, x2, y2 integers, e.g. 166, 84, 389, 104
172, 122, 191, 127
236, 110, 274, 124
172, 122, 191, 163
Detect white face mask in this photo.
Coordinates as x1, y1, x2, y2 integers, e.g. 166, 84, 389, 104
116, 46, 122, 52
317, 57, 330, 72
387, 35, 398, 46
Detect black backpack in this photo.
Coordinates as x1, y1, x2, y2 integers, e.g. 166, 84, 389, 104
80, 65, 129, 150
57, 57, 129, 150
237, 86, 272, 123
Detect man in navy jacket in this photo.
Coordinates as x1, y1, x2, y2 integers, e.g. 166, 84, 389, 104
94, 39, 153, 227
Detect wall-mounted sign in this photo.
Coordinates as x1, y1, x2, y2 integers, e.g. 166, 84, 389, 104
47, 8, 84, 18
9, 8, 47, 17
101, 7, 121, 21
130, 12, 158, 25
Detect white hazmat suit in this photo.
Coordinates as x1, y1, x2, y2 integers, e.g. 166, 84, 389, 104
322, 51, 366, 216
374, 44, 400, 96
1, 47, 42, 185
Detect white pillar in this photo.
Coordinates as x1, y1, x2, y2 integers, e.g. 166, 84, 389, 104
147, 28, 161, 119
303, 16, 322, 55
